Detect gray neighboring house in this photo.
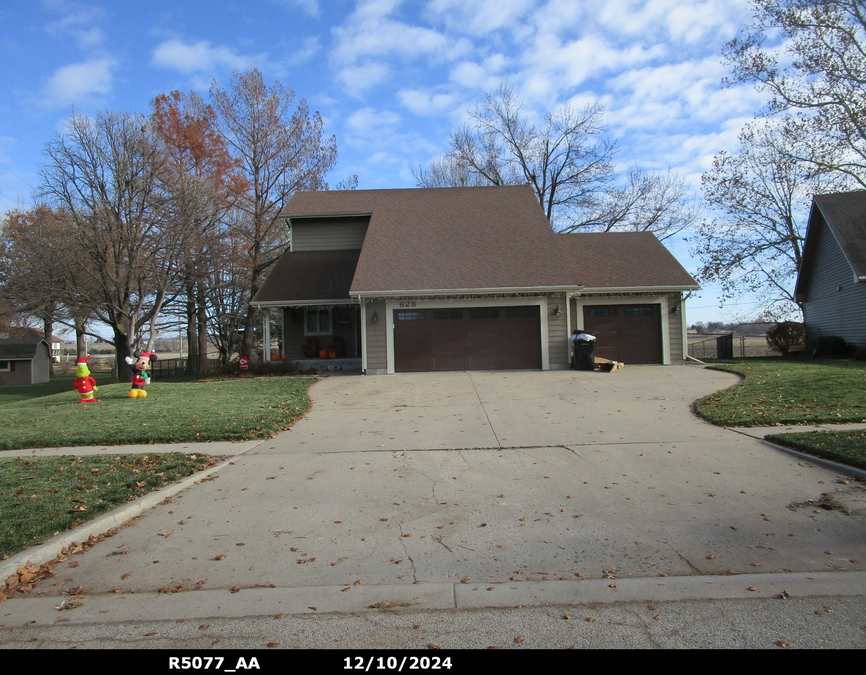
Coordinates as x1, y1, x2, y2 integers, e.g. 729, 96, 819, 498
0, 338, 51, 385
252, 185, 699, 374
795, 191, 866, 350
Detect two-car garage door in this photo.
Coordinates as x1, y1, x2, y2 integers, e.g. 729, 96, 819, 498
394, 306, 541, 372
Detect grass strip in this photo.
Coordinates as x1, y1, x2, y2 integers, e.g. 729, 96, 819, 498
695, 359, 866, 427
766, 430, 866, 471
0, 453, 221, 559
0, 376, 315, 450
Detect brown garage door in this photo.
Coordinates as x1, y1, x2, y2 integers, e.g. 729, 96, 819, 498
394, 306, 541, 372
583, 304, 662, 364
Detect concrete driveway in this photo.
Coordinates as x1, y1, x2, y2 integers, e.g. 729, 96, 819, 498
2, 366, 865, 628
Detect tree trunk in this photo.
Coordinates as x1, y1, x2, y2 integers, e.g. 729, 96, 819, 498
113, 327, 132, 383
75, 322, 87, 361
42, 316, 55, 376
196, 279, 209, 374
185, 283, 197, 376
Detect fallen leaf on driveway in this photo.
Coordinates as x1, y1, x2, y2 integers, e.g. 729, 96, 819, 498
158, 530, 173, 538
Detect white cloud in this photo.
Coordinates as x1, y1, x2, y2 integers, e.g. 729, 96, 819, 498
424, 0, 536, 36
396, 88, 460, 116
330, 0, 473, 94
345, 107, 402, 147
448, 54, 508, 89
43, 58, 116, 106
44, 3, 105, 50
151, 39, 257, 74
336, 63, 392, 93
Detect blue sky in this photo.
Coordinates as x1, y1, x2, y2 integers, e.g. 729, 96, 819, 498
0, 0, 776, 324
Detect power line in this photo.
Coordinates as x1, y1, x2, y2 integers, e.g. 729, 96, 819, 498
0, 160, 35, 191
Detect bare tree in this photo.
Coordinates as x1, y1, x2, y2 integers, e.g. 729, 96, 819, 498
724, 0, 866, 186
0, 206, 70, 371
38, 111, 177, 373
152, 90, 246, 374
210, 68, 342, 358
416, 85, 695, 238
691, 118, 852, 319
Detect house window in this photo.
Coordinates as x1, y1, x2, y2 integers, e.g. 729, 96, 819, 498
588, 307, 617, 317
0, 361, 9, 372
305, 309, 332, 336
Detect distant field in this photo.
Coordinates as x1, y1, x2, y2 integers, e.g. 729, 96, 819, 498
687, 334, 778, 360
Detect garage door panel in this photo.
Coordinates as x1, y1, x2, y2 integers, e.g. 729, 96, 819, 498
395, 305, 541, 372
583, 304, 662, 364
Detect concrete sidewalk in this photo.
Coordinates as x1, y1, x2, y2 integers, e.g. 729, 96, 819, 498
1, 367, 865, 649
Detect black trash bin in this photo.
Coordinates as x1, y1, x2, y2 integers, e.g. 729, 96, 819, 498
571, 330, 596, 371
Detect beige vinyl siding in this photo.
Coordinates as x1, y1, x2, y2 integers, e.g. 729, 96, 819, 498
547, 293, 569, 369
365, 300, 387, 373
290, 216, 369, 251
667, 293, 684, 362
802, 219, 866, 348
282, 309, 308, 359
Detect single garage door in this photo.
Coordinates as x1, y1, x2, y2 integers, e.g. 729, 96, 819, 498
583, 304, 662, 364
394, 306, 541, 372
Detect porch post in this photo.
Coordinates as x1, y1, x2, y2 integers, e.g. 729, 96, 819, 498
262, 307, 271, 362
280, 307, 286, 359
360, 299, 367, 374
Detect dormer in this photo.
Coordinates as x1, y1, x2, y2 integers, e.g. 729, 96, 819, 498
288, 213, 370, 252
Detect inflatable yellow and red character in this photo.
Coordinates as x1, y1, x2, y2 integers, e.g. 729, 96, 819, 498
74, 355, 98, 404
124, 350, 157, 398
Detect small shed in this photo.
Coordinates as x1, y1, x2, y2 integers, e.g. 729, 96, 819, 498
0, 338, 51, 385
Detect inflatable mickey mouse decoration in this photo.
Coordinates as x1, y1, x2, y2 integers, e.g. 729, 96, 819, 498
124, 350, 157, 398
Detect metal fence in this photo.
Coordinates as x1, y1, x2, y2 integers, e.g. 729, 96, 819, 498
687, 334, 780, 360
150, 358, 220, 379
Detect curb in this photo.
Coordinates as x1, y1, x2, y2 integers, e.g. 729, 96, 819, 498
0, 447, 260, 584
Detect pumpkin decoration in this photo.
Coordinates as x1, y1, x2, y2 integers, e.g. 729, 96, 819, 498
319, 348, 328, 359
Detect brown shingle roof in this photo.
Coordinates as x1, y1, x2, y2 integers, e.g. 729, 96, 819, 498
283, 185, 576, 293
252, 250, 361, 303
558, 232, 698, 289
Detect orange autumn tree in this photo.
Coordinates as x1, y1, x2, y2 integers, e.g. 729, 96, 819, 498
152, 91, 247, 372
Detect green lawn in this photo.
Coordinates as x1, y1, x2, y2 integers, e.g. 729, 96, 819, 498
0, 453, 221, 559
0, 376, 80, 405
0, 376, 316, 450
765, 430, 866, 471
695, 359, 866, 471
695, 359, 866, 427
